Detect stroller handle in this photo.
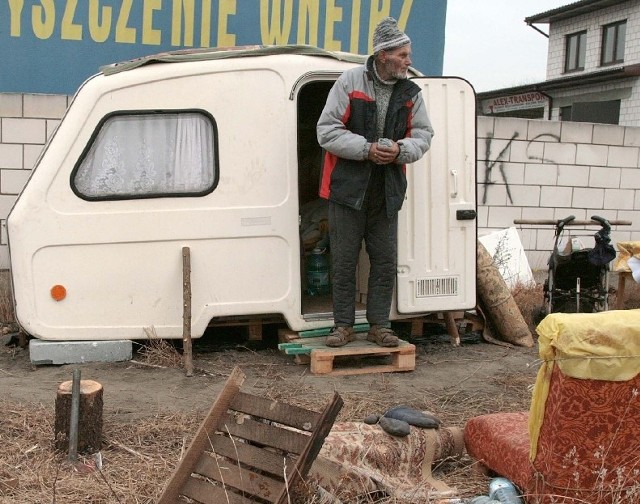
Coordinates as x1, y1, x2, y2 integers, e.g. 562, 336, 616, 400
556, 215, 576, 234
590, 215, 611, 232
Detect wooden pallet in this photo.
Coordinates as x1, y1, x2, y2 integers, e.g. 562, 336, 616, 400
157, 367, 343, 504
409, 311, 484, 346
279, 334, 416, 376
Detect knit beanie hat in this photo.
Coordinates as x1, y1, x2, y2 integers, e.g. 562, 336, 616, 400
373, 17, 411, 53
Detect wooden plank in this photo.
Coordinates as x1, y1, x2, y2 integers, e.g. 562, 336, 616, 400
219, 413, 309, 454
277, 392, 344, 504
411, 318, 423, 337
230, 391, 321, 431
281, 335, 411, 351
208, 434, 296, 477
194, 452, 283, 503
277, 342, 312, 355
298, 323, 370, 338
310, 343, 415, 376
277, 328, 300, 343
157, 367, 245, 504
247, 320, 263, 341
181, 476, 255, 504
294, 354, 311, 365
514, 218, 632, 226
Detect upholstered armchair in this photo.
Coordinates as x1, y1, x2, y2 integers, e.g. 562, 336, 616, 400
464, 310, 640, 504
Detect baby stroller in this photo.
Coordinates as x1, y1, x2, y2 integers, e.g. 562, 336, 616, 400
542, 215, 616, 316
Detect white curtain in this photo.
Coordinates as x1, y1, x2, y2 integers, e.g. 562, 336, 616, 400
74, 112, 215, 198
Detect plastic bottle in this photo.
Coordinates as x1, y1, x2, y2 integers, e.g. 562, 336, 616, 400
306, 247, 330, 296
489, 477, 524, 504
469, 496, 501, 504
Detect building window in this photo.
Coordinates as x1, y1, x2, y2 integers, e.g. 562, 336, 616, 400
565, 30, 586, 72
601, 20, 626, 65
559, 100, 620, 125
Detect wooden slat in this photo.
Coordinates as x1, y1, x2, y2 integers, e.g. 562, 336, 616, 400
181, 476, 255, 504
157, 368, 246, 504
230, 391, 321, 431
208, 434, 295, 477
219, 413, 309, 454
276, 392, 344, 504
194, 452, 283, 503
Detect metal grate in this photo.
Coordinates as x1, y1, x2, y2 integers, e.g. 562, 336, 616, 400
416, 276, 459, 297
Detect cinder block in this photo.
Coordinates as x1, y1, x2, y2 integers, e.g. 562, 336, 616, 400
576, 144, 608, 166
24, 144, 45, 169
476, 116, 495, 139
1, 169, 31, 195
527, 120, 561, 141
0, 144, 23, 169
2, 118, 46, 144
543, 142, 577, 165
30, 339, 132, 365
561, 122, 593, 144
608, 146, 639, 168
593, 124, 624, 146
0, 94, 22, 117
23, 94, 68, 119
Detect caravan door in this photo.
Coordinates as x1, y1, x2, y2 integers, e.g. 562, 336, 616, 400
396, 77, 477, 314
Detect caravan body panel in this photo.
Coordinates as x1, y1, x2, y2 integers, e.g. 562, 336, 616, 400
8, 48, 476, 341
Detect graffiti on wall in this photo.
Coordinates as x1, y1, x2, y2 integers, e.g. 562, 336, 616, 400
482, 132, 561, 205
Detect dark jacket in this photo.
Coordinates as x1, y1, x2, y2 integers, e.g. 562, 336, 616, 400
317, 56, 434, 216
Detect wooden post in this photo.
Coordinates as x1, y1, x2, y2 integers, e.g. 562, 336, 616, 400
443, 312, 461, 347
54, 379, 103, 454
182, 246, 193, 377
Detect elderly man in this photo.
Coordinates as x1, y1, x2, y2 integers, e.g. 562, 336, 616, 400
316, 17, 434, 347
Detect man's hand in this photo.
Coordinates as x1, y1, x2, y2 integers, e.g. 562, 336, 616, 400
368, 141, 400, 164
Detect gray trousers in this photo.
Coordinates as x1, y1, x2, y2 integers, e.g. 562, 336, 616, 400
328, 199, 398, 327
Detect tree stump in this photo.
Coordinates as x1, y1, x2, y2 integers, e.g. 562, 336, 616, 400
54, 379, 103, 453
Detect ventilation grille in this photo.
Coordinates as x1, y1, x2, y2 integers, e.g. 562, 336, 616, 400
416, 276, 459, 298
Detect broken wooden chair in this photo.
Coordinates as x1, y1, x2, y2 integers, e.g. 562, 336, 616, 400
157, 366, 343, 504
464, 310, 640, 504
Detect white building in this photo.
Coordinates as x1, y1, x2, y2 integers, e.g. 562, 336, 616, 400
479, 0, 640, 126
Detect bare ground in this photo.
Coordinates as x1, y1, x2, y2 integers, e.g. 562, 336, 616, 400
0, 323, 540, 503
3, 274, 639, 503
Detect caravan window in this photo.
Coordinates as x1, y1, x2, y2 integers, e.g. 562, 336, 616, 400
72, 111, 217, 199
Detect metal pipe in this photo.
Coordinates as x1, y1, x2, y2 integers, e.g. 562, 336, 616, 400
527, 23, 549, 38
68, 369, 81, 462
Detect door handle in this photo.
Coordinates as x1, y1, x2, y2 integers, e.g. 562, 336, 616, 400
450, 169, 458, 198
456, 209, 477, 220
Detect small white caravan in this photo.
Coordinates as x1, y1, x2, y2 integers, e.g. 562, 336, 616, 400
7, 46, 477, 341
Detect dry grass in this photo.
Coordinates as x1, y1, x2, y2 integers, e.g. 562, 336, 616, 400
0, 271, 15, 325
0, 399, 201, 504
511, 281, 545, 335
134, 327, 184, 369
0, 389, 499, 503
1, 272, 638, 503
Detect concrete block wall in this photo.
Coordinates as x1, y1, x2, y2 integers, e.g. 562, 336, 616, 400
479, 115, 640, 271
2, 94, 640, 274
0, 93, 70, 267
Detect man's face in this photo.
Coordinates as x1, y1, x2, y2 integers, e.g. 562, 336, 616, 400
380, 44, 412, 79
